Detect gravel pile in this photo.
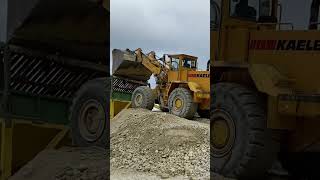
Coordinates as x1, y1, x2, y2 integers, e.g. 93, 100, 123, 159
111, 108, 210, 179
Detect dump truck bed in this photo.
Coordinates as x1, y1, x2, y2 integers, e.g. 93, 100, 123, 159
1, 0, 109, 63
0, 0, 110, 123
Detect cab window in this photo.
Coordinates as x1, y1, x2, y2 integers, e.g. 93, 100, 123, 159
183, 58, 197, 69
191, 61, 197, 69
260, 0, 272, 17
230, 0, 258, 20
211, 0, 221, 31
171, 58, 179, 71
230, 0, 273, 21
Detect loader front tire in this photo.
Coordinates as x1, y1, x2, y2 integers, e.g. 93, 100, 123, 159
70, 78, 109, 148
211, 83, 279, 179
132, 86, 154, 110
168, 88, 197, 119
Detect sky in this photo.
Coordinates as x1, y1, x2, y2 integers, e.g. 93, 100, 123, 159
110, 0, 210, 73
110, 0, 314, 86
280, 0, 314, 30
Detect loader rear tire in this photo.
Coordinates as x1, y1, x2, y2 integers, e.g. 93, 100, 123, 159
70, 78, 109, 148
211, 83, 279, 179
131, 86, 154, 110
168, 88, 197, 119
280, 152, 320, 179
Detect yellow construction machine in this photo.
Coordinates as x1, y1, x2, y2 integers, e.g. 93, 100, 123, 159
211, 0, 320, 179
112, 48, 210, 119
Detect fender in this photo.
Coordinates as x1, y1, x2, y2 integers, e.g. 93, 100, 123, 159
248, 64, 295, 96
187, 82, 209, 100
167, 82, 208, 100
187, 82, 202, 92
212, 61, 294, 97
213, 61, 298, 130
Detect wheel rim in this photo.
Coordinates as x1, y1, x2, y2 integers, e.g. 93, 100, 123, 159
211, 109, 235, 157
212, 119, 229, 148
174, 97, 184, 110
79, 99, 106, 142
134, 93, 143, 106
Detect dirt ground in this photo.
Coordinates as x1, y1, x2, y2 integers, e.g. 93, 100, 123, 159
110, 108, 210, 180
10, 108, 288, 180
10, 146, 108, 180
10, 108, 209, 180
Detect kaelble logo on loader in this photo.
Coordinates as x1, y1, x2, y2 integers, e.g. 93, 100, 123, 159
249, 40, 320, 51
188, 74, 210, 78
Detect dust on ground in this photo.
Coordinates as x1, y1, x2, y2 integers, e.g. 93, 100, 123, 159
110, 108, 210, 180
10, 146, 108, 180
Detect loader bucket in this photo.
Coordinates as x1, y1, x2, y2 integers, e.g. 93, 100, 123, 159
112, 49, 152, 82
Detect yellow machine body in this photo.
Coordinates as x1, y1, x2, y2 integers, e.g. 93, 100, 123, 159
110, 100, 131, 119
0, 119, 69, 180
161, 54, 210, 111
211, 0, 320, 151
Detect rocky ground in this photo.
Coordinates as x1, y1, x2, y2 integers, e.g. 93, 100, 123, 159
11, 108, 210, 180
10, 146, 108, 180
110, 108, 210, 179
10, 107, 290, 180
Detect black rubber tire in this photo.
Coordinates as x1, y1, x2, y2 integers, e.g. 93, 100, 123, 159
160, 106, 169, 112
168, 88, 197, 119
159, 96, 169, 112
198, 110, 210, 118
281, 152, 320, 179
70, 77, 109, 148
131, 86, 154, 110
211, 83, 279, 179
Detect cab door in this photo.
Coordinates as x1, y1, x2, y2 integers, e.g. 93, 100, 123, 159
167, 57, 180, 82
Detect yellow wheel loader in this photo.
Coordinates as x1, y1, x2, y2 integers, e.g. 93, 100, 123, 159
112, 48, 210, 119
211, 0, 320, 179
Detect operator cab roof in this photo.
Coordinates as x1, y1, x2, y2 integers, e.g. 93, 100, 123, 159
168, 54, 198, 60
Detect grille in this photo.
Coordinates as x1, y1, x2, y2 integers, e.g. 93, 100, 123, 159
112, 76, 147, 94
1, 46, 107, 99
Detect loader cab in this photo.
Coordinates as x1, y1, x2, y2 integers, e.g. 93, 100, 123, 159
168, 54, 198, 71
211, 0, 278, 27
211, 0, 278, 63
167, 54, 198, 82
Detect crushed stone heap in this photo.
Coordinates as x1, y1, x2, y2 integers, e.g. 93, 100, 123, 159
111, 108, 210, 179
